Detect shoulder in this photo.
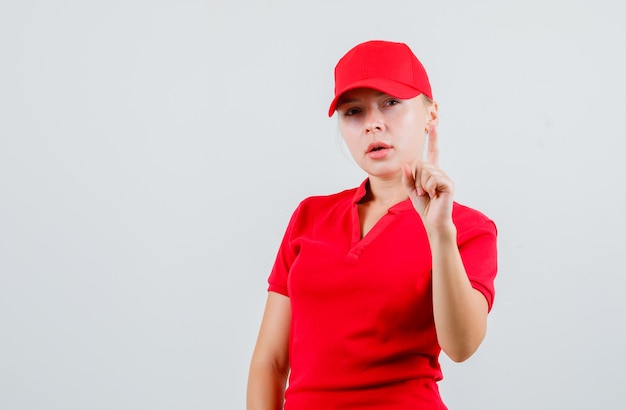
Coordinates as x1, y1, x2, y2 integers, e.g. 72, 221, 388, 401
281, 186, 357, 231
452, 202, 497, 242
452, 202, 493, 225
297, 187, 357, 214
282, 187, 358, 233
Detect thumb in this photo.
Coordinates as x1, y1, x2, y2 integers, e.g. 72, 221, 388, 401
402, 164, 428, 217
403, 163, 427, 197
402, 164, 425, 198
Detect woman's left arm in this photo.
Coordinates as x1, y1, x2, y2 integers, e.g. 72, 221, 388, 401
427, 226, 488, 362
402, 126, 488, 362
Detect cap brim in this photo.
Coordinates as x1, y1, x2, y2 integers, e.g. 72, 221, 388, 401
328, 79, 422, 117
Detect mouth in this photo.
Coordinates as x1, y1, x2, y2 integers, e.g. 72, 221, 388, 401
366, 142, 391, 153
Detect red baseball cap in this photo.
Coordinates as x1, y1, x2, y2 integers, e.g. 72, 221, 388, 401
328, 40, 433, 117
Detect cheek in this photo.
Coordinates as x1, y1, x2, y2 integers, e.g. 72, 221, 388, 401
339, 123, 361, 148
338, 118, 359, 134
401, 124, 427, 157
342, 137, 362, 158
402, 112, 427, 131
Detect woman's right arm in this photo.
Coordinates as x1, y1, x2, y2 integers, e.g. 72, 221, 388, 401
247, 291, 291, 410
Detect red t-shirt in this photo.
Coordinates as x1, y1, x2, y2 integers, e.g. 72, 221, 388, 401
268, 180, 498, 409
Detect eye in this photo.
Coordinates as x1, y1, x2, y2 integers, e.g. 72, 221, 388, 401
342, 107, 362, 117
384, 99, 400, 107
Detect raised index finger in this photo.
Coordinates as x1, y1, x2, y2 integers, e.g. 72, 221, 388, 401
426, 125, 439, 166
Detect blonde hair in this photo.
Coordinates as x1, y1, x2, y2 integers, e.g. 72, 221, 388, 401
421, 94, 434, 105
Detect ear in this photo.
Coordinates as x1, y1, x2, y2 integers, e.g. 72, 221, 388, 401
426, 101, 439, 127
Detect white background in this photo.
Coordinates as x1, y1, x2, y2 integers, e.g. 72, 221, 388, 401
1, 0, 625, 409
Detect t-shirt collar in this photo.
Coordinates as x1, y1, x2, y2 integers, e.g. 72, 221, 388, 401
352, 178, 414, 212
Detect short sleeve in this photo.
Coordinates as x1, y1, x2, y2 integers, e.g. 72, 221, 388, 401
267, 203, 304, 297
457, 217, 498, 311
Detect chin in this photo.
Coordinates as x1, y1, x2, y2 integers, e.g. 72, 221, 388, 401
366, 166, 403, 180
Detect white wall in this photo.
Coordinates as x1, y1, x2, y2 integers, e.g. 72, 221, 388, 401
1, 0, 624, 409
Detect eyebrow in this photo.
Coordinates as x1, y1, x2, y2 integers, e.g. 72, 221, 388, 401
337, 91, 387, 109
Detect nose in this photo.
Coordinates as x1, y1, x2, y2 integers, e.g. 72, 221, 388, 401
364, 111, 384, 134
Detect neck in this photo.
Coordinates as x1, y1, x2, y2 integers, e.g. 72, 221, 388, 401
363, 173, 408, 207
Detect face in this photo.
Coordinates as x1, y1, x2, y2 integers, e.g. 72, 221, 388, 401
337, 88, 438, 180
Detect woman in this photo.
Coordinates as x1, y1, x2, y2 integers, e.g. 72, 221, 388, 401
247, 40, 498, 409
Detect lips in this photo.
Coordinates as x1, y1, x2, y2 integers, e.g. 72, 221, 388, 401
366, 142, 391, 153
366, 142, 392, 159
